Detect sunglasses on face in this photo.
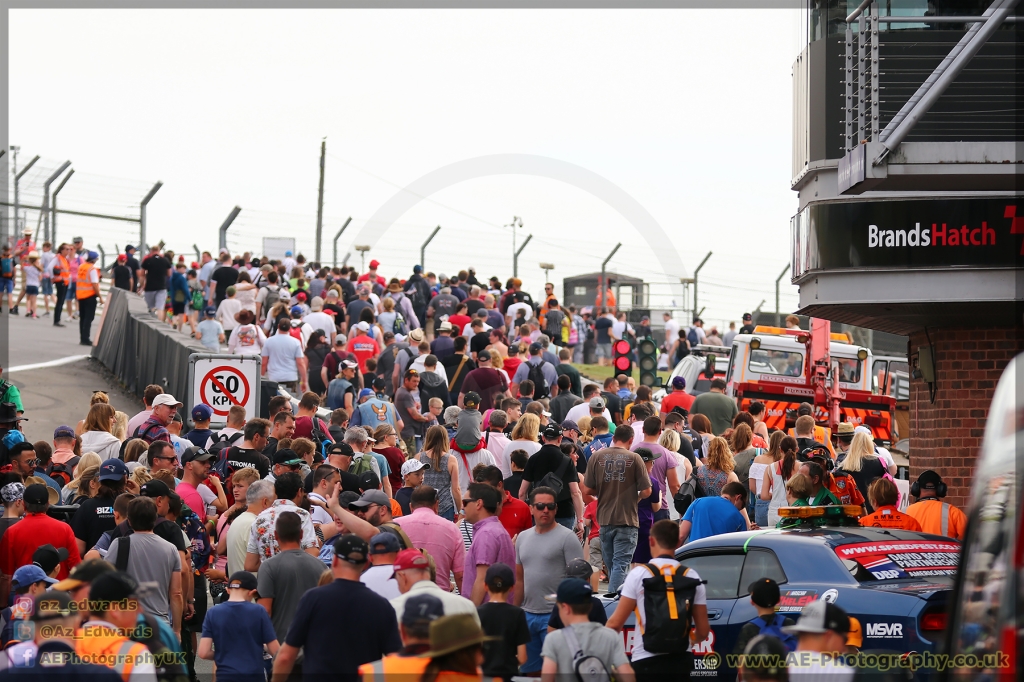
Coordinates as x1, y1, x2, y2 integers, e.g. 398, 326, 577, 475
533, 502, 557, 511
19, 459, 37, 467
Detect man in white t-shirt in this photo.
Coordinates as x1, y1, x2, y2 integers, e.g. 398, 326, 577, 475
261, 318, 307, 392
607, 519, 708, 681
663, 312, 680, 351
781, 600, 856, 682
359, 532, 402, 600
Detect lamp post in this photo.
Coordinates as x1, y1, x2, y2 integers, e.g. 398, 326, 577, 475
354, 245, 371, 273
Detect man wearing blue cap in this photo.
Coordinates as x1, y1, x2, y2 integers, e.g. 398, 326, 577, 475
541, 578, 633, 682
74, 250, 102, 346
0, 566, 57, 647
359, 532, 403, 600
186, 405, 214, 448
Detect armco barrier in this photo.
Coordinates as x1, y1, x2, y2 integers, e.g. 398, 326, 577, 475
91, 287, 207, 407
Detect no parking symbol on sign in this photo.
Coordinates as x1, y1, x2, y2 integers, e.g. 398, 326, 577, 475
187, 354, 262, 425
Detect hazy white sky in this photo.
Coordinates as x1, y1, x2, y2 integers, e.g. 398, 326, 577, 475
11, 8, 804, 328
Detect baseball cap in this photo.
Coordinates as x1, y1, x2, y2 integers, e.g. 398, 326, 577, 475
332, 534, 370, 565
151, 394, 182, 408
98, 459, 128, 481
528, 342, 542, 354
204, 306, 217, 317
290, 305, 304, 317
854, 425, 874, 438
589, 397, 606, 410
635, 447, 662, 462
358, 388, 374, 401
358, 471, 381, 492
391, 548, 430, 577
125, 245, 136, 252
541, 422, 563, 440
51, 559, 114, 592
181, 447, 215, 465
227, 571, 258, 591
89, 571, 139, 604
749, 578, 781, 608
477, 349, 491, 362
846, 617, 863, 648
671, 375, 687, 390
326, 442, 355, 458
372, 376, 386, 392
12, 565, 57, 591
349, 489, 390, 509
341, 359, 359, 371
561, 419, 580, 434
484, 563, 515, 592
565, 558, 594, 579
743, 313, 753, 321
369, 259, 380, 268
139, 479, 172, 498
782, 600, 850, 636
273, 449, 303, 467
413, 265, 423, 273
53, 425, 76, 440
33, 544, 69, 576
1, 482, 24, 504
555, 578, 594, 605
86, 251, 99, 262
401, 594, 444, 626
369, 532, 402, 555
29, 591, 76, 622
463, 392, 481, 409
916, 470, 944, 489
191, 404, 214, 422
401, 459, 430, 477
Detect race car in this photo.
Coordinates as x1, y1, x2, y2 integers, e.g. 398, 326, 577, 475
602, 511, 959, 681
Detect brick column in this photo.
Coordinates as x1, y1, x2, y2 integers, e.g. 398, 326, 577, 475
907, 326, 1023, 508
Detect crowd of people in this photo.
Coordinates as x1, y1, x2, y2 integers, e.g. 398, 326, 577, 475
0, 244, 969, 682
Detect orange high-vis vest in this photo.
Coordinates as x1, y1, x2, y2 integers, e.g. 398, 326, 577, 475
53, 254, 71, 286
788, 425, 837, 459
76, 262, 97, 300
359, 653, 430, 682
75, 623, 150, 682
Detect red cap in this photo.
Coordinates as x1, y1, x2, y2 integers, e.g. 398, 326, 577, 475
391, 548, 429, 576
116, 254, 127, 263
369, 259, 380, 269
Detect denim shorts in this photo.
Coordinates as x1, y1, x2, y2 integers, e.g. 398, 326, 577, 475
25, 286, 38, 296
40, 279, 53, 295
0, 279, 12, 294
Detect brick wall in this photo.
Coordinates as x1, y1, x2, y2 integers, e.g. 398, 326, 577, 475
907, 326, 1023, 508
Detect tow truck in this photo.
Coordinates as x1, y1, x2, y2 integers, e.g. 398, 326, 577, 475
723, 319, 896, 444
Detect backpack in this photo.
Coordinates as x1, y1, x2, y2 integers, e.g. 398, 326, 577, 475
751, 614, 797, 652
177, 503, 214, 573
673, 472, 705, 516
526, 361, 550, 400
638, 563, 706, 654
262, 286, 281, 316
133, 611, 189, 682
46, 457, 80, 488
208, 432, 244, 477
561, 624, 612, 682
686, 327, 700, 347
190, 288, 205, 311
309, 417, 333, 459
289, 322, 304, 341
350, 453, 375, 476
392, 310, 408, 335
532, 453, 571, 502
0, 258, 12, 278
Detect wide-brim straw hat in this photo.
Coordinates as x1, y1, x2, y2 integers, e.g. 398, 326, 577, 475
419, 614, 499, 659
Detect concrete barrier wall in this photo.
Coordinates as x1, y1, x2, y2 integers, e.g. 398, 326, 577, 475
91, 287, 208, 407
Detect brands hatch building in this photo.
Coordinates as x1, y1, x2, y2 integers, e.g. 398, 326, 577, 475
788, 0, 1022, 506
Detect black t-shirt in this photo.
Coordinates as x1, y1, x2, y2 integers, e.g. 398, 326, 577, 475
225, 446, 270, 480
470, 332, 490, 357
465, 299, 485, 316
211, 266, 239, 302
394, 487, 413, 516
546, 596, 607, 629
739, 324, 756, 335
601, 391, 622, 422
70, 495, 118, 552
346, 299, 373, 324
522, 444, 577, 519
141, 255, 171, 292
111, 264, 133, 290
675, 431, 697, 468
125, 256, 141, 276
441, 354, 476, 397
594, 317, 614, 344
478, 602, 531, 679
285, 578, 402, 678
503, 473, 523, 499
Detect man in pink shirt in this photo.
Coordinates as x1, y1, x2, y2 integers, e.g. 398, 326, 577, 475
394, 485, 465, 592
176, 447, 216, 522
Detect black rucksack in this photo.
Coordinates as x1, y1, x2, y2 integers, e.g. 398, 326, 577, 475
533, 454, 572, 502
526, 361, 550, 399
208, 431, 244, 477
673, 473, 705, 516
639, 562, 706, 654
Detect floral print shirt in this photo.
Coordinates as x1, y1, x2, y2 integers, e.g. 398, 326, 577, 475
246, 499, 318, 560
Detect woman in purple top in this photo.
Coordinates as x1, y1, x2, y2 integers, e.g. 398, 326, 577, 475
631, 448, 663, 564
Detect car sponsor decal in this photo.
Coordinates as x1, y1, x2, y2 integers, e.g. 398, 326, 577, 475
835, 540, 960, 578
777, 589, 819, 613
864, 621, 905, 639
820, 588, 839, 603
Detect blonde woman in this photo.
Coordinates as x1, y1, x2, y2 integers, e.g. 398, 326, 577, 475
659, 429, 693, 483
501, 413, 541, 469
112, 411, 129, 442
416, 425, 462, 521
749, 431, 784, 527
693, 436, 738, 498
838, 431, 887, 511
61, 461, 101, 505
130, 466, 153, 490
577, 415, 593, 446
79, 403, 121, 460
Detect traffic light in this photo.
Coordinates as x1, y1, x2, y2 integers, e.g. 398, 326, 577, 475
637, 336, 659, 387
613, 339, 632, 376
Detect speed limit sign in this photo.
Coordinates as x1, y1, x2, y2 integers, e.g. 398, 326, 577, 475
187, 354, 262, 426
